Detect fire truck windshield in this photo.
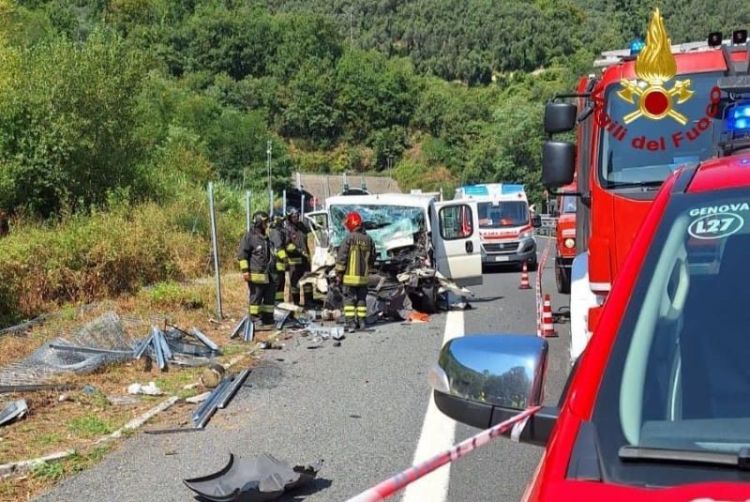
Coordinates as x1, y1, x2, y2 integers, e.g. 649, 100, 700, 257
600, 71, 724, 188
478, 201, 528, 228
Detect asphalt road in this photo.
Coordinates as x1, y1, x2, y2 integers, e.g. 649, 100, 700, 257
38, 238, 570, 502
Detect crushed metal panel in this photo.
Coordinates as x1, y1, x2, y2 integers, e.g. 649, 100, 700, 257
0, 399, 28, 427
190, 328, 219, 352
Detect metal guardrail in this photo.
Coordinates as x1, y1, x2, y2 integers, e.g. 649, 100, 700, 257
536, 215, 557, 237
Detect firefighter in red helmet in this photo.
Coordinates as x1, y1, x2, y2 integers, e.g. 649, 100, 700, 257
335, 211, 376, 331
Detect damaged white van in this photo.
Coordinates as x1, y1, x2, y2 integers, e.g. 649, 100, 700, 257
306, 193, 483, 312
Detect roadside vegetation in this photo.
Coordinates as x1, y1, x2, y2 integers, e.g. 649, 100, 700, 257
2, 0, 748, 323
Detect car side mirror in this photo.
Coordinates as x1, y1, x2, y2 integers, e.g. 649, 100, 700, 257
531, 215, 542, 228
429, 335, 558, 447
542, 141, 576, 189
544, 102, 577, 134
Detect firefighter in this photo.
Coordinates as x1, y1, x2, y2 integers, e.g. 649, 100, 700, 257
268, 215, 288, 304
335, 211, 375, 331
284, 208, 312, 306
238, 211, 275, 326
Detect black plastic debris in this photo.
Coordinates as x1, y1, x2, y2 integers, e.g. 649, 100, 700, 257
183, 453, 322, 502
0, 399, 28, 427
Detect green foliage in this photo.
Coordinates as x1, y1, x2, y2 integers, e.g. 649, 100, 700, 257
66, 416, 114, 438
0, 31, 149, 217
0, 184, 245, 323
31, 460, 65, 481
2, 0, 745, 323
141, 281, 205, 309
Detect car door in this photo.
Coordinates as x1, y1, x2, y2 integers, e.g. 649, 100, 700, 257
430, 201, 483, 286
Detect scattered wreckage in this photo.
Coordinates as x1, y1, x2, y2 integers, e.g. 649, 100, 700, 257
303, 193, 482, 317
184, 453, 322, 502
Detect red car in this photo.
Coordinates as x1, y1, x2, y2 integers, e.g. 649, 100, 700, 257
431, 152, 750, 500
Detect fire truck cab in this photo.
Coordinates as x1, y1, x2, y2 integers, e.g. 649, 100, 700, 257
541, 10, 750, 362
454, 183, 541, 268
554, 182, 577, 293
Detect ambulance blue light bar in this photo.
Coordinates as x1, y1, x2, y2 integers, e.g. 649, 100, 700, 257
462, 185, 489, 196
501, 184, 524, 195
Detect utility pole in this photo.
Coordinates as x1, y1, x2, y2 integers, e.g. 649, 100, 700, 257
266, 140, 273, 216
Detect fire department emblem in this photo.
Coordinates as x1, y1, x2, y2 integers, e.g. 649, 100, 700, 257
617, 9, 694, 125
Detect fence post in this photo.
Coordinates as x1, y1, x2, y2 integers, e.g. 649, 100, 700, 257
208, 182, 223, 320
282, 189, 287, 216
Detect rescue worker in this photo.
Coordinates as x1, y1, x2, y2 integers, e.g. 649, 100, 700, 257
335, 211, 375, 331
238, 211, 275, 326
268, 215, 288, 305
283, 207, 312, 306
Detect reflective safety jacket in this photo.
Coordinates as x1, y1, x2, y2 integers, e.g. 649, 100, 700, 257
284, 221, 310, 267
335, 228, 376, 286
268, 225, 288, 273
237, 228, 271, 284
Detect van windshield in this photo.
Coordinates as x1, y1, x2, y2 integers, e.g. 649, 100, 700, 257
328, 204, 426, 259
478, 201, 528, 229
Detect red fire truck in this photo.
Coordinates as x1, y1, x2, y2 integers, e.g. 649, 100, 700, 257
554, 181, 577, 294
542, 9, 750, 362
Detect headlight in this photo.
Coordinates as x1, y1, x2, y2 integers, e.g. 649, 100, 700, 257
564, 238, 576, 249
520, 231, 533, 239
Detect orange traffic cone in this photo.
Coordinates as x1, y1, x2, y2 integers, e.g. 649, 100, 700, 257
542, 294, 557, 337
519, 261, 531, 290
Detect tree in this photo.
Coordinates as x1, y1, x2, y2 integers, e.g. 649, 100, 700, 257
0, 31, 150, 216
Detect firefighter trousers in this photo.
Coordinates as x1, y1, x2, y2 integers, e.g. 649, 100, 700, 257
289, 262, 313, 306
271, 270, 285, 304
248, 281, 275, 324
343, 285, 368, 327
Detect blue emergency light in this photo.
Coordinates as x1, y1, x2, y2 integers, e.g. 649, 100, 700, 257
629, 38, 646, 55
729, 103, 750, 131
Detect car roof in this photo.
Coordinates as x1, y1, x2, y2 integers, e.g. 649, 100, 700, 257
686, 152, 750, 193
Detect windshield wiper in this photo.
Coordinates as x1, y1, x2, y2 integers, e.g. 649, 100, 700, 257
605, 180, 663, 190
619, 445, 750, 470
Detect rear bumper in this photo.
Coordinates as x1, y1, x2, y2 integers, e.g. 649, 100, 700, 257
481, 238, 536, 264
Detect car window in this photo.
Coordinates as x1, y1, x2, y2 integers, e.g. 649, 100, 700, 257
440, 204, 473, 240
593, 187, 750, 486
478, 201, 528, 228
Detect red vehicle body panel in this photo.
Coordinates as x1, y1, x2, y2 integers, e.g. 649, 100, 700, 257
524, 163, 750, 499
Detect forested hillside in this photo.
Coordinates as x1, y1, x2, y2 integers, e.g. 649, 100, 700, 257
1, 0, 748, 322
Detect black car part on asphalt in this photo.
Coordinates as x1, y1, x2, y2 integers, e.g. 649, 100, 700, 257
183, 453, 322, 502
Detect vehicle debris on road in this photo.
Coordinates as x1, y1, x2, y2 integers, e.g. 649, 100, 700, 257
0, 400, 28, 427
191, 367, 252, 430
183, 453, 322, 502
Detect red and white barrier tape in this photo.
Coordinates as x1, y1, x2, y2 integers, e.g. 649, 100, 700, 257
345, 406, 541, 502
535, 239, 552, 337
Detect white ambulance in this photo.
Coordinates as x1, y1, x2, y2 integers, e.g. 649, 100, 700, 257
454, 184, 540, 268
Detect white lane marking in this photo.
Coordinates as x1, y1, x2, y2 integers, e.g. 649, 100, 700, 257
401, 310, 464, 502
